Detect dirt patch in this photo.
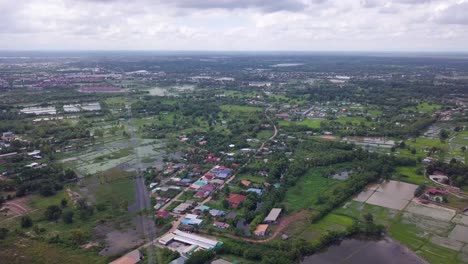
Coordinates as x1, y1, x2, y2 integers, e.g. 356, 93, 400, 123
94, 224, 144, 257
0, 196, 32, 218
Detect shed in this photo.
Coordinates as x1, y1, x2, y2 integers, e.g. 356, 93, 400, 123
264, 208, 282, 223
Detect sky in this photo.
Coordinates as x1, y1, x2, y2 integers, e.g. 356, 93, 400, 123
0, 0, 467, 51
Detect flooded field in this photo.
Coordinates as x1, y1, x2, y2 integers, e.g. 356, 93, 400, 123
146, 84, 194, 96
302, 238, 426, 264
358, 180, 417, 210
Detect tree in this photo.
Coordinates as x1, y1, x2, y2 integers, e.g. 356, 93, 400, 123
44, 205, 62, 221
62, 211, 74, 224
363, 213, 374, 224
0, 227, 8, 239
60, 198, 68, 208
440, 129, 449, 140
414, 184, 426, 197
39, 183, 55, 197
69, 229, 86, 245
222, 199, 230, 209
185, 250, 215, 264
20, 215, 33, 228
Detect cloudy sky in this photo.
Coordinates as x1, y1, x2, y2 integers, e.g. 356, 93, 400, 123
0, 0, 467, 51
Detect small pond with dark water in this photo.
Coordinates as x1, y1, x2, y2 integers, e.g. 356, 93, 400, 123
301, 237, 426, 264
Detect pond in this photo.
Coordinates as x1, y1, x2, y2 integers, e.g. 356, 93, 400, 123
302, 237, 426, 264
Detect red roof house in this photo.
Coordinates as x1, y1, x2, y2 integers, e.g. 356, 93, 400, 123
227, 194, 246, 209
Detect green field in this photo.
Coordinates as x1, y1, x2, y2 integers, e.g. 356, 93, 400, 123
300, 213, 354, 240
256, 130, 273, 140
220, 104, 262, 113
403, 102, 442, 113
394, 166, 429, 185
285, 169, 341, 212
0, 237, 107, 264
334, 200, 398, 226
336, 116, 373, 126
279, 119, 322, 128
238, 174, 266, 184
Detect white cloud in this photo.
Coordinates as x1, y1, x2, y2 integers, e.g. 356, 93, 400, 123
0, 0, 466, 51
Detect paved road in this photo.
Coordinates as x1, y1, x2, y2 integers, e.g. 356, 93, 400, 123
126, 102, 157, 264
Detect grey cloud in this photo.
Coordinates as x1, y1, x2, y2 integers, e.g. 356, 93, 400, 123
361, 0, 437, 8
78, 0, 310, 12
436, 2, 468, 25
168, 0, 309, 12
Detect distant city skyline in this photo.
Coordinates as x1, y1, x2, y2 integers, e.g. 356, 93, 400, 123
0, 0, 467, 51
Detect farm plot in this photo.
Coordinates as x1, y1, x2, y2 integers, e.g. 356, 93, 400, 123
430, 235, 463, 251
364, 180, 417, 210
452, 213, 468, 226
449, 225, 468, 243
404, 202, 457, 222
401, 212, 454, 236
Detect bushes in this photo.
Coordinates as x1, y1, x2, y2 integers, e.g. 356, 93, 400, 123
185, 250, 215, 264
414, 184, 426, 197
20, 215, 33, 228
62, 211, 74, 224
44, 205, 62, 221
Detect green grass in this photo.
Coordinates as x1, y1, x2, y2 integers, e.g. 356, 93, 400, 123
300, 213, 354, 240
418, 242, 460, 264
404, 102, 442, 113
93, 148, 132, 163
388, 220, 429, 251
95, 177, 135, 205
334, 201, 397, 226
29, 191, 68, 210
284, 169, 341, 212
279, 119, 322, 129
220, 104, 262, 113
394, 166, 429, 185
256, 130, 273, 140
336, 116, 373, 126
238, 174, 266, 184
0, 237, 107, 264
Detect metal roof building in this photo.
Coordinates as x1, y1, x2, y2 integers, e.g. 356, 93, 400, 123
264, 208, 282, 223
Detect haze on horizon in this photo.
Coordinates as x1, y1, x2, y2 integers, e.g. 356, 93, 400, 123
0, 0, 467, 52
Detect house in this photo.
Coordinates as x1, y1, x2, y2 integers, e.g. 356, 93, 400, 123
246, 188, 263, 195
423, 189, 447, 203
254, 224, 269, 236
213, 221, 230, 229
194, 205, 210, 213
200, 184, 215, 192
240, 180, 251, 187
264, 208, 282, 224
195, 191, 210, 198
227, 194, 246, 209
211, 259, 232, 264
169, 256, 186, 264
156, 210, 170, 219
181, 214, 203, 226
1, 132, 15, 142
159, 230, 222, 250
225, 212, 237, 219
211, 179, 225, 185
209, 209, 225, 217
